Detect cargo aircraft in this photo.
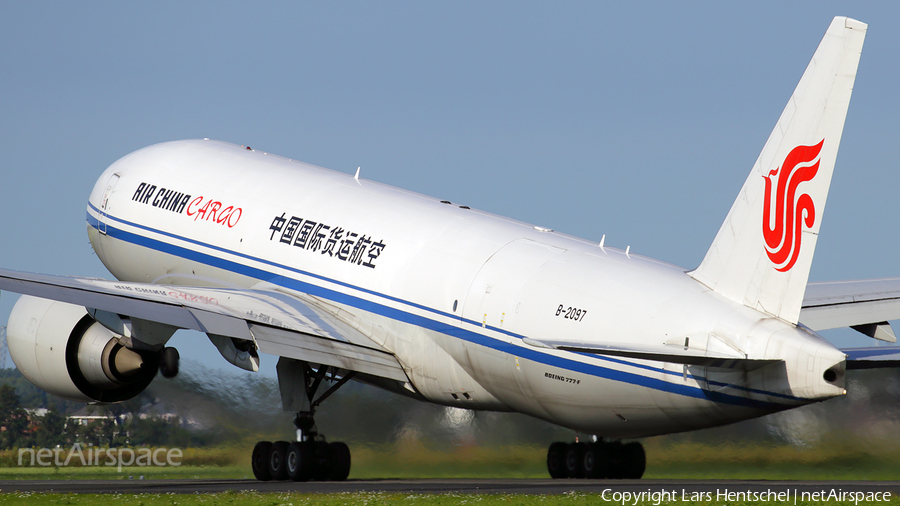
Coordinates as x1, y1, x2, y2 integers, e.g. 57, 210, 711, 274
2, 16, 899, 481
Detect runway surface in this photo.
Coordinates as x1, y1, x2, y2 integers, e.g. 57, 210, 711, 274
0, 479, 899, 495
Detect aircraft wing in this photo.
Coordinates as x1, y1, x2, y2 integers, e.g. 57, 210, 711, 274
522, 338, 782, 370
0, 268, 409, 382
800, 278, 900, 342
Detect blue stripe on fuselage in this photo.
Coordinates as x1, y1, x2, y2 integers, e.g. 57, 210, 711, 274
86, 206, 801, 409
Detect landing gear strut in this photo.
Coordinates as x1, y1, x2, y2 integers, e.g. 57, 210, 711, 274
547, 439, 645, 479
251, 361, 356, 482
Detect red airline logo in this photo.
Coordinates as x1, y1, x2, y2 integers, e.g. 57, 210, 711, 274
762, 140, 824, 272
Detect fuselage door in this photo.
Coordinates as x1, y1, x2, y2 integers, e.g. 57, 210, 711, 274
98, 173, 120, 235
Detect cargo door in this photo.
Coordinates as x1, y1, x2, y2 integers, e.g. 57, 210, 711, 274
463, 238, 566, 333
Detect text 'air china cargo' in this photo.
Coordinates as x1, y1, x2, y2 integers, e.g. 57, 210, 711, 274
2, 16, 898, 481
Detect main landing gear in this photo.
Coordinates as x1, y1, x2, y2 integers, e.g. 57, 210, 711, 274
251, 361, 356, 482
251, 435, 351, 482
546, 440, 645, 479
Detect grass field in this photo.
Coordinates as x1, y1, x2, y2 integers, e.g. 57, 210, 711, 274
0, 492, 893, 506
0, 438, 899, 481
0, 443, 898, 505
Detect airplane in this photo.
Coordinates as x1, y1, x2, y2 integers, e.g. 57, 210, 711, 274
1, 15, 898, 481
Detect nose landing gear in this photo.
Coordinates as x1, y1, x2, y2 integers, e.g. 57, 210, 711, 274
251, 361, 356, 482
547, 439, 645, 479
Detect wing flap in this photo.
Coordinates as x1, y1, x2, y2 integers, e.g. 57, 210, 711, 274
188, 308, 254, 340
250, 324, 409, 382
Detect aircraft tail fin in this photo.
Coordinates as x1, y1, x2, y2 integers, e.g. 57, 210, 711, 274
689, 17, 866, 324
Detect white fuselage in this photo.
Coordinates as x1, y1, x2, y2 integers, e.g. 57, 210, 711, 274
85, 140, 846, 438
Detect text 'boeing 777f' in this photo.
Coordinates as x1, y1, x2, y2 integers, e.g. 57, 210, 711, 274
2, 16, 898, 481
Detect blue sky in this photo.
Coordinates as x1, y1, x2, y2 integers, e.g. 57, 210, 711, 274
2, 2, 900, 375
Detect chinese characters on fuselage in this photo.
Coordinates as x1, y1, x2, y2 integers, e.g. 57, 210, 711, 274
268, 213, 385, 269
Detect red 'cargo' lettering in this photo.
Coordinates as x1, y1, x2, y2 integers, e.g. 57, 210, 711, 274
186, 196, 242, 228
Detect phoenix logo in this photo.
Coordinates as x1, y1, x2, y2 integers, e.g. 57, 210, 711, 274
762, 140, 824, 272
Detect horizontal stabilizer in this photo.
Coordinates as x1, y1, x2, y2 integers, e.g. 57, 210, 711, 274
801, 278, 900, 339
523, 338, 781, 370
843, 347, 900, 369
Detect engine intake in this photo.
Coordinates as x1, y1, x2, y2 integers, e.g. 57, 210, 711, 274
8, 295, 159, 403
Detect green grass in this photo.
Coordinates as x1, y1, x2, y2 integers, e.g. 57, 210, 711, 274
643, 438, 900, 480
1, 438, 900, 481
0, 465, 250, 480
0, 493, 895, 506
0, 446, 253, 480
1, 441, 898, 504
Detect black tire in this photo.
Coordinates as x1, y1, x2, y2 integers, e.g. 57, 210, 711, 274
251, 441, 272, 481
547, 442, 568, 479
287, 441, 313, 482
268, 440, 290, 481
606, 441, 626, 479
621, 441, 646, 479
159, 347, 180, 378
327, 441, 352, 481
564, 442, 586, 478
312, 441, 332, 481
583, 442, 610, 479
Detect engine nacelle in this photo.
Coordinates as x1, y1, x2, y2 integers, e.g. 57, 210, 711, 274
8, 295, 159, 403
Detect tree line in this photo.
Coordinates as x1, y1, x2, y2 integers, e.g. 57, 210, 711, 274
6, 360, 894, 452
0, 370, 205, 450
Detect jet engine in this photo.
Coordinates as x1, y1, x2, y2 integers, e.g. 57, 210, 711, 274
7, 295, 159, 403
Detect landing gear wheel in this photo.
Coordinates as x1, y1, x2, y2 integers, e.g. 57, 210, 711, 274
564, 442, 586, 478
546, 439, 645, 480
268, 440, 290, 481
287, 441, 313, 482
621, 441, 646, 479
251, 362, 359, 482
606, 441, 626, 479
547, 442, 568, 479
327, 441, 352, 481
159, 347, 180, 378
583, 442, 610, 479
311, 442, 332, 481
251, 441, 272, 481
